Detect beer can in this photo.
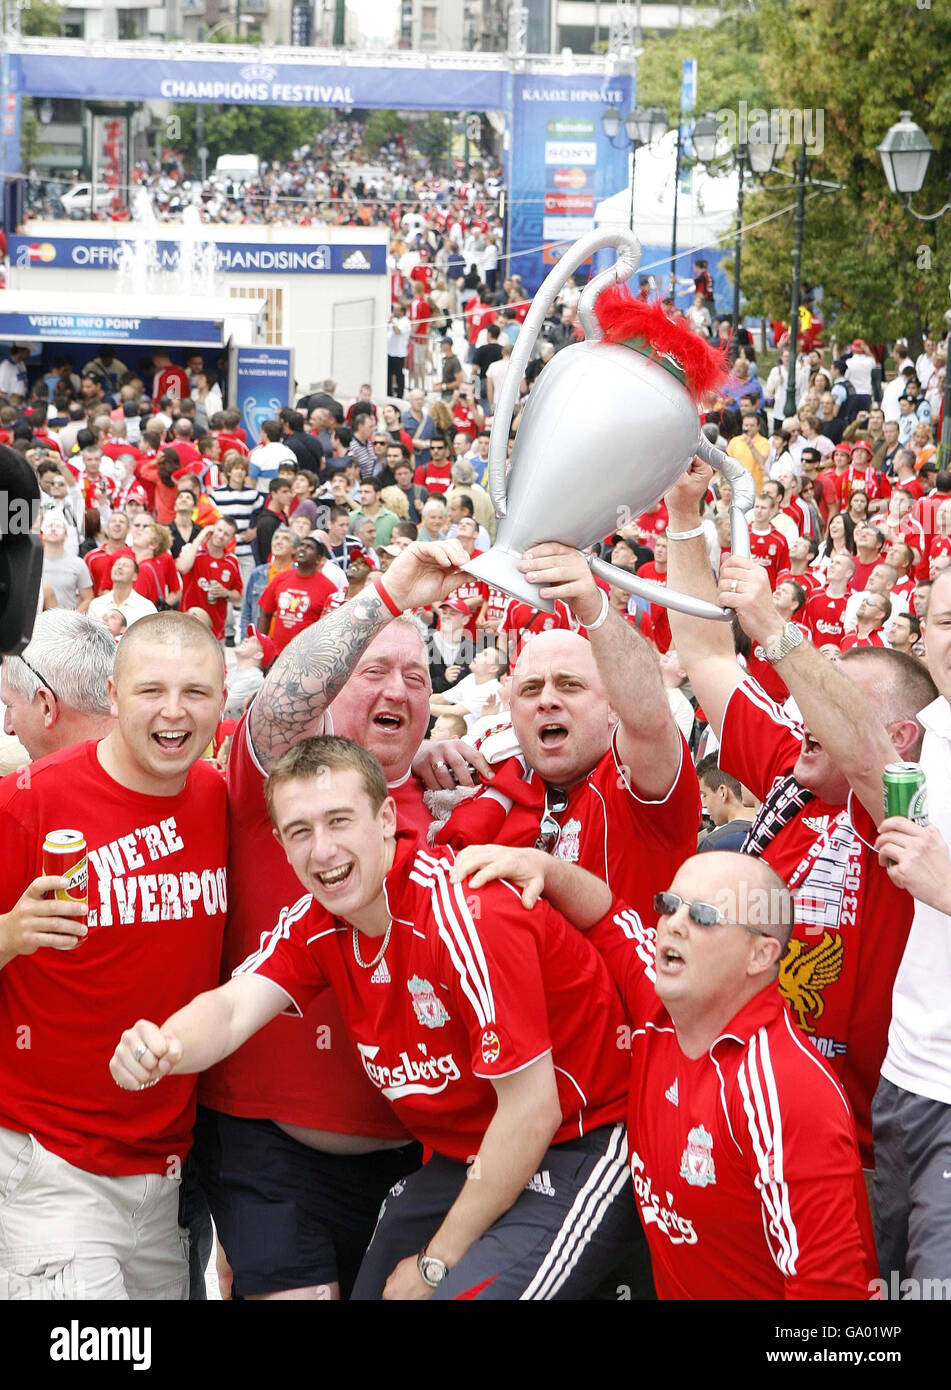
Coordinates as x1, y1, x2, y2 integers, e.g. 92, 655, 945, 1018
42, 829, 88, 905
882, 762, 929, 826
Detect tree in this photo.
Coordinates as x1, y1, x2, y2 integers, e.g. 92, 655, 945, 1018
635, 13, 771, 120
20, 0, 64, 37
413, 113, 452, 166
738, 0, 951, 343
363, 110, 407, 156
171, 104, 332, 168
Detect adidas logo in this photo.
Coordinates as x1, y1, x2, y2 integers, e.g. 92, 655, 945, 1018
525, 1169, 556, 1197
665, 1078, 679, 1107
370, 957, 391, 984
801, 815, 830, 833
342, 249, 370, 271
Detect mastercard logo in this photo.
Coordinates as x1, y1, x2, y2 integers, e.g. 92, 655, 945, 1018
552, 167, 588, 190
28, 242, 56, 263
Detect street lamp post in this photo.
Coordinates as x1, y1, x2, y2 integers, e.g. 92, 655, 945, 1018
877, 111, 951, 465
601, 104, 668, 231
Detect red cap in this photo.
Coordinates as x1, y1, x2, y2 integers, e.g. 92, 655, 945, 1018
851, 339, 867, 353
245, 624, 278, 668
126, 484, 149, 504
439, 597, 470, 615
850, 438, 873, 458
832, 441, 852, 456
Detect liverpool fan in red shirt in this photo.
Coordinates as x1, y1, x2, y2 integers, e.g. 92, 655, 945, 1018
438, 542, 700, 935
497, 593, 575, 666
85, 511, 135, 596
177, 517, 243, 642
666, 458, 937, 1172
112, 736, 637, 1301
257, 536, 336, 654
151, 347, 190, 403
414, 435, 453, 494
802, 550, 855, 649
452, 842, 876, 1299
0, 613, 228, 1300
194, 540, 494, 1301
840, 593, 890, 651
748, 491, 790, 589
634, 533, 672, 651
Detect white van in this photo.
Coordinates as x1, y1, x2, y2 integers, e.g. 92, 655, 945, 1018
213, 155, 261, 185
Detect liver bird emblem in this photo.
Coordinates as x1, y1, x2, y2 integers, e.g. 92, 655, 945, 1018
778, 931, 844, 1032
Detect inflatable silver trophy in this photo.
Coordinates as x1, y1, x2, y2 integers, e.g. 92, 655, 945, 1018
462, 227, 753, 621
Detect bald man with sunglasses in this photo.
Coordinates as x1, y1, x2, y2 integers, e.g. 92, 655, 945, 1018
454, 843, 877, 1301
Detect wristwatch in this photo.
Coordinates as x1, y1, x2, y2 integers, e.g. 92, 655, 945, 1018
763, 621, 805, 665
418, 1246, 450, 1288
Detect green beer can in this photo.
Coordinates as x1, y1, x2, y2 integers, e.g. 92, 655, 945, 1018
883, 761, 929, 825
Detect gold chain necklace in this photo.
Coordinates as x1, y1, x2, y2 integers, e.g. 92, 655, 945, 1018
351, 919, 392, 970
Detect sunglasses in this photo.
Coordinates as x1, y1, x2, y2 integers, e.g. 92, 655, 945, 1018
535, 786, 569, 854
653, 890, 774, 938
17, 656, 60, 704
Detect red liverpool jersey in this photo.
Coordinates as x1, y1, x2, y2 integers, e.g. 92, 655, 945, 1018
748, 525, 790, 590
590, 902, 876, 1300
803, 590, 849, 648
0, 742, 228, 1176
236, 835, 627, 1163
181, 551, 243, 641
199, 715, 420, 1138
717, 677, 913, 1165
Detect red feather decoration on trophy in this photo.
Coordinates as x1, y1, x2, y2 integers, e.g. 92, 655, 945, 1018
594, 285, 729, 401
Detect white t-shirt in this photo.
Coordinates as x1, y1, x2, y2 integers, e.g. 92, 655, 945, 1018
440, 674, 502, 730
845, 351, 876, 397
881, 696, 951, 1103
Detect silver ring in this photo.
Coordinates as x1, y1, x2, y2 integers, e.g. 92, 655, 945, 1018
433, 760, 449, 770
730, 579, 739, 592
133, 1043, 147, 1062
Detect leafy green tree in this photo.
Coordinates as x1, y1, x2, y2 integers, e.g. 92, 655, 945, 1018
413, 112, 452, 166
171, 104, 331, 167
738, 0, 951, 342
20, 0, 64, 37
635, 13, 771, 120
363, 110, 407, 155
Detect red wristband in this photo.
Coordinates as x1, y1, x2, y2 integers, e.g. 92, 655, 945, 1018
372, 572, 402, 617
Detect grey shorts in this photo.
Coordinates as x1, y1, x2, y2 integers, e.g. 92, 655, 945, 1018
872, 1077, 951, 1297
0, 1125, 188, 1301
351, 1122, 640, 1301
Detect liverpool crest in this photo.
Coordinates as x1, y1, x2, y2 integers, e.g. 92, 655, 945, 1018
408, 975, 449, 1029
680, 1125, 716, 1187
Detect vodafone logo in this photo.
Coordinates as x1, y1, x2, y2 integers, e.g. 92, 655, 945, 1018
553, 167, 587, 189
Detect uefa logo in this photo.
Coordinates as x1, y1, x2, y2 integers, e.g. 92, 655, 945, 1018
239, 64, 277, 83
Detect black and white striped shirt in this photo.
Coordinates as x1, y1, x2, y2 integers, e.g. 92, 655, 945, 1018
210, 484, 265, 558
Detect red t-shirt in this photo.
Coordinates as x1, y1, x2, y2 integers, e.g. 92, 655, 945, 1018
718, 677, 914, 1165
79, 473, 118, 511
134, 551, 181, 605
237, 835, 627, 1163
803, 590, 850, 648
589, 904, 875, 1299
500, 597, 575, 665
839, 630, 886, 651
86, 544, 135, 596
153, 365, 190, 402
467, 303, 497, 345
441, 727, 699, 936
482, 587, 508, 630
408, 297, 432, 336
258, 569, 336, 653
409, 264, 436, 293
636, 502, 669, 536
217, 431, 249, 459
102, 440, 147, 465
199, 715, 426, 1136
414, 460, 452, 494
0, 742, 228, 1176
748, 526, 790, 590
451, 558, 487, 641
774, 569, 819, 606
180, 550, 243, 640
633, 562, 671, 653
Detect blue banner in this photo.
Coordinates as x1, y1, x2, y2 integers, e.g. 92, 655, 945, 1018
13, 53, 508, 112
8, 235, 386, 276
508, 72, 633, 294
0, 310, 224, 344
234, 346, 295, 443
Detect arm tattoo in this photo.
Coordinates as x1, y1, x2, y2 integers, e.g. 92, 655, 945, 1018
249, 587, 391, 769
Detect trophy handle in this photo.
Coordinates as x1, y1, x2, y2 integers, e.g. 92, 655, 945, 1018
585, 430, 759, 622
486, 227, 642, 519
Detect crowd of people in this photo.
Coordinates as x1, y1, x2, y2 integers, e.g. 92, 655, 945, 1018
0, 280, 950, 1306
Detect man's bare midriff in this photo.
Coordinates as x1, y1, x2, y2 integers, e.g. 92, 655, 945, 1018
276, 1121, 409, 1155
